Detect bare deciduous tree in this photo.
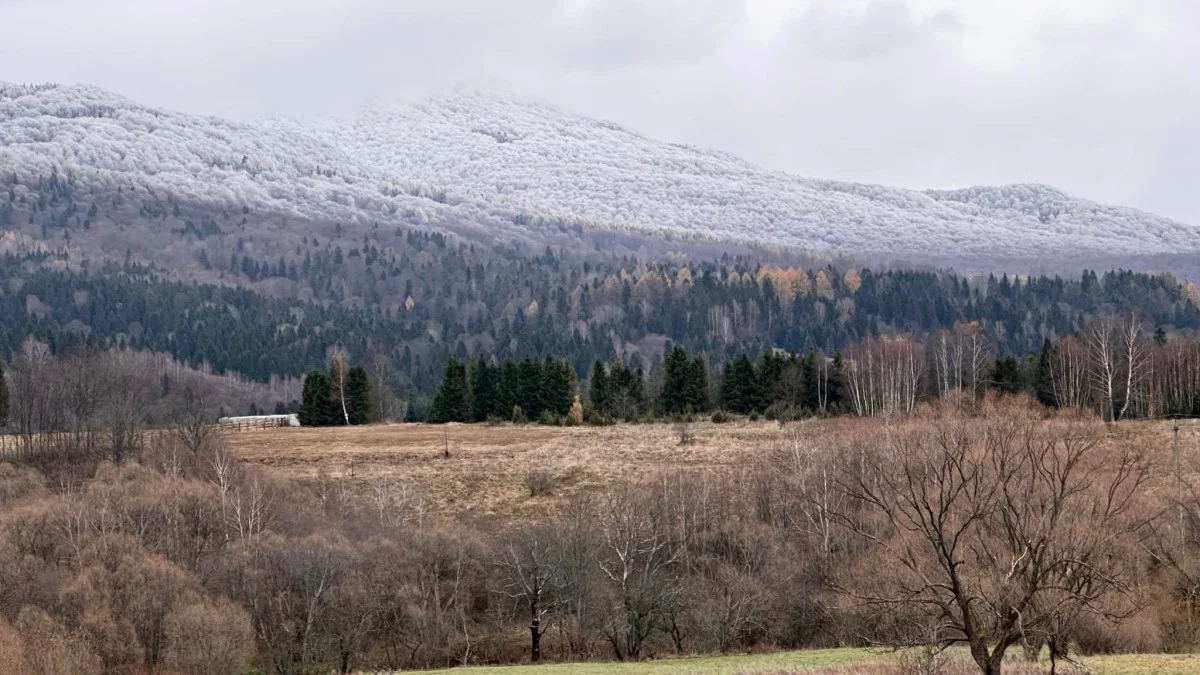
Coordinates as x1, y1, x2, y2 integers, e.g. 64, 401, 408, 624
172, 384, 219, 457
329, 347, 351, 426
498, 526, 560, 662
843, 335, 922, 417
367, 352, 407, 422
776, 430, 847, 563
1087, 313, 1150, 421
929, 323, 992, 399
1050, 335, 1090, 409
598, 486, 680, 660
834, 400, 1151, 675
550, 495, 602, 658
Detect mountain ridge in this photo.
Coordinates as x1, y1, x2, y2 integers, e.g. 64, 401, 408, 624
2, 81, 1196, 268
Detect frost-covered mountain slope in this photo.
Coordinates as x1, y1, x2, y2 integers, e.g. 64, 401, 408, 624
307, 91, 1198, 258
0, 82, 530, 245
3, 82, 1197, 263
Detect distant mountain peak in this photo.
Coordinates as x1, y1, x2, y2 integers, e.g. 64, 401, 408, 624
1, 82, 1197, 268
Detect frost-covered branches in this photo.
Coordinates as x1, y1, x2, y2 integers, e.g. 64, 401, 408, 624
3, 83, 1197, 262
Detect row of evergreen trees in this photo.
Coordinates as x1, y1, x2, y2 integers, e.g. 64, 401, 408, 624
588, 360, 646, 421
290, 331, 1199, 427
425, 342, 1063, 424
0, 361, 8, 428
660, 346, 710, 415
717, 350, 843, 415
428, 346, 847, 424
428, 356, 576, 424
298, 362, 374, 426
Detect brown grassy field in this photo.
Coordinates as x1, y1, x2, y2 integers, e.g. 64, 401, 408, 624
228, 420, 792, 518
412, 649, 1200, 674
226, 414, 1200, 673
225, 415, 1199, 520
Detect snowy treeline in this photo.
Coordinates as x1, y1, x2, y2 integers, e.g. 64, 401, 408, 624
2, 82, 1197, 262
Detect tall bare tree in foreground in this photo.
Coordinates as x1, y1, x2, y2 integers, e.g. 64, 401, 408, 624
498, 526, 560, 663
833, 399, 1151, 675
598, 486, 679, 660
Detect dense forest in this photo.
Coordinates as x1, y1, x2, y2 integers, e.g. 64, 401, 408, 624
9, 168, 1200, 426
4, 238, 1199, 419
6, 168, 1200, 419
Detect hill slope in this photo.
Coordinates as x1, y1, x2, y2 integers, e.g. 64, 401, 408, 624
2, 82, 1198, 267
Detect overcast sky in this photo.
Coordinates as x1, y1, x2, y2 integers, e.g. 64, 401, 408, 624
2, 0, 1198, 224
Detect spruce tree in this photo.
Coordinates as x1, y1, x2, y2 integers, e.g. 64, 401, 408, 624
0, 360, 8, 429
298, 370, 337, 426
755, 351, 784, 410
590, 361, 610, 414
992, 357, 1025, 395
828, 352, 846, 411
345, 366, 373, 425
608, 362, 644, 420
518, 358, 544, 419
543, 358, 574, 417
720, 355, 759, 414
800, 349, 819, 411
719, 359, 736, 412
470, 357, 497, 422
660, 346, 691, 415
428, 358, 471, 423
1034, 338, 1058, 408
686, 355, 710, 413
631, 366, 646, 414
496, 361, 520, 419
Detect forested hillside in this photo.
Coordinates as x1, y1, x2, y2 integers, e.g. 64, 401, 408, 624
4, 236, 1199, 417
5, 102, 1200, 418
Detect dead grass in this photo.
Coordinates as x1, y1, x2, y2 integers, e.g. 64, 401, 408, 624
227, 419, 805, 518
225, 416, 1199, 520
412, 647, 883, 674
374, 648, 1200, 674
1084, 653, 1200, 674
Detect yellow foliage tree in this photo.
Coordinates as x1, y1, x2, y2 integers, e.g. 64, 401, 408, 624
1185, 281, 1200, 307
794, 269, 811, 297
843, 269, 863, 294
815, 270, 835, 301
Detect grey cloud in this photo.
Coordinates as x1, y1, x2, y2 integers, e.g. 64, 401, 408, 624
544, 0, 746, 69
784, 1, 962, 61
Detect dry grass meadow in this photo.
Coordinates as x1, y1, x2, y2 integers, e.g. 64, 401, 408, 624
412, 649, 1200, 674
407, 648, 1200, 674
227, 419, 806, 519
226, 415, 1200, 674
226, 416, 1200, 521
